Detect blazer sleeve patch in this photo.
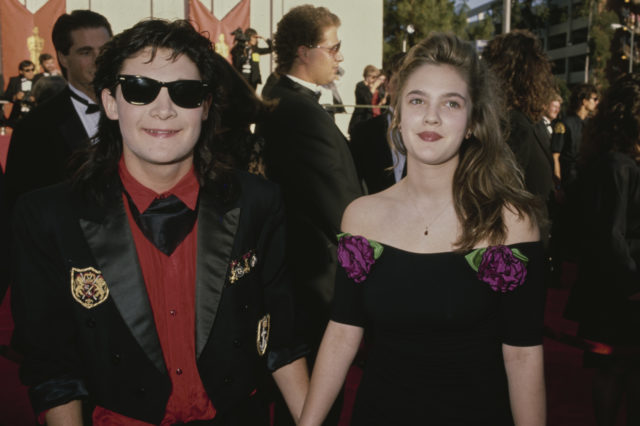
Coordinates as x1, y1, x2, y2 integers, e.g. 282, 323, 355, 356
228, 249, 258, 284
70, 266, 109, 309
256, 314, 270, 356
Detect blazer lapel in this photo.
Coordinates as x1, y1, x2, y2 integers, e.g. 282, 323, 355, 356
78, 194, 166, 374
533, 121, 554, 167
195, 186, 240, 358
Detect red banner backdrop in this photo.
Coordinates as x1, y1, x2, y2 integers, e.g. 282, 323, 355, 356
188, 0, 250, 62
0, 0, 65, 89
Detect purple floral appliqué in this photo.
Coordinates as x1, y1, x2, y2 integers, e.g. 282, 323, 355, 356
337, 233, 383, 283
465, 245, 528, 292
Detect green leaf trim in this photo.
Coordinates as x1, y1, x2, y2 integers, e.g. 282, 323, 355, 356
336, 232, 384, 260
465, 246, 530, 272
511, 248, 529, 265
465, 247, 486, 272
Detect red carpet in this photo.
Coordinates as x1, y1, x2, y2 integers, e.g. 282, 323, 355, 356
0, 286, 623, 425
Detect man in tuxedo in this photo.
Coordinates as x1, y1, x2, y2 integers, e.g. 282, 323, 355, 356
4, 10, 112, 207
3, 60, 36, 127
259, 6, 362, 424
261, 4, 362, 353
11, 19, 307, 426
551, 83, 598, 188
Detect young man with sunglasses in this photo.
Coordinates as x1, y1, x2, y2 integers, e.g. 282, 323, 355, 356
551, 83, 599, 188
259, 5, 362, 426
4, 10, 112, 208
11, 19, 308, 426
3, 60, 36, 127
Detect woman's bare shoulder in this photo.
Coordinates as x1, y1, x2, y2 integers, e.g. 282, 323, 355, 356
341, 187, 402, 236
502, 204, 540, 245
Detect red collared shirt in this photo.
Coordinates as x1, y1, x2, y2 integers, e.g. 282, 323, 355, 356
91, 159, 216, 425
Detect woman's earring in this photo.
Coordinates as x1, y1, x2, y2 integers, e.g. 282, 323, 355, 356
465, 129, 473, 139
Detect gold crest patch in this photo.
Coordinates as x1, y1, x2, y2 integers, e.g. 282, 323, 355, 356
229, 250, 258, 284
70, 267, 109, 309
256, 314, 270, 356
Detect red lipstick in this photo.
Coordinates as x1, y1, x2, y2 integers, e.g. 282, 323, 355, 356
418, 131, 442, 142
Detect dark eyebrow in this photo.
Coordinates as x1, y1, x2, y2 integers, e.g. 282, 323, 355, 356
405, 89, 467, 102
74, 46, 94, 53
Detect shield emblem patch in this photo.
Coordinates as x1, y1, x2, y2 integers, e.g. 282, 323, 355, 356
256, 314, 270, 356
71, 266, 109, 309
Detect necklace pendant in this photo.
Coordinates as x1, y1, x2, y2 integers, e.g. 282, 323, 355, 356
424, 228, 429, 236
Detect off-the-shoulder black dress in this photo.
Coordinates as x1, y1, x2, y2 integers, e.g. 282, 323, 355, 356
332, 241, 546, 425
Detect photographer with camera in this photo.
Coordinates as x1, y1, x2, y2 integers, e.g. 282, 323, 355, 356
3, 60, 37, 127
231, 27, 272, 90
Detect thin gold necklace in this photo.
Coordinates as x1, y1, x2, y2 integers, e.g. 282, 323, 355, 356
405, 182, 452, 236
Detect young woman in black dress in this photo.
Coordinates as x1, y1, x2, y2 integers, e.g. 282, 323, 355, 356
298, 33, 547, 425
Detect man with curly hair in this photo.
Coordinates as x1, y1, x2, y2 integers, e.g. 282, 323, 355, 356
10, 19, 309, 426
259, 4, 362, 425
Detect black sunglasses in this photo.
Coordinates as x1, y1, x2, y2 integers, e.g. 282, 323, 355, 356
116, 75, 209, 109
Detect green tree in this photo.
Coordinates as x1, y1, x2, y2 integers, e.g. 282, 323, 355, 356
384, 0, 469, 64
489, 0, 549, 33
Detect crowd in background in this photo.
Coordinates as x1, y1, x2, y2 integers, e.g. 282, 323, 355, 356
0, 4, 638, 426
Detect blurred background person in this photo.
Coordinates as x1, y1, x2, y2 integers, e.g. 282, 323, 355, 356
349, 52, 406, 194
32, 52, 62, 84
483, 30, 555, 246
3, 10, 112, 208
541, 91, 562, 139
564, 74, 640, 426
348, 64, 385, 137
3, 60, 36, 127
211, 50, 272, 176
231, 27, 272, 90
30, 75, 67, 106
551, 83, 599, 187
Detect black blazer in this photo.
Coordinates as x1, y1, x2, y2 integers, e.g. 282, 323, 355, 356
507, 110, 554, 204
10, 172, 305, 424
259, 76, 363, 346
350, 113, 396, 194
4, 86, 89, 207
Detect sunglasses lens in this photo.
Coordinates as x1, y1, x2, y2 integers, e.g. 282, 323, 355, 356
168, 81, 206, 108
118, 75, 206, 108
120, 76, 160, 105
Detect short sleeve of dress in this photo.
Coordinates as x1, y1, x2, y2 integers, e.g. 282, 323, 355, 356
330, 261, 366, 327
499, 242, 547, 346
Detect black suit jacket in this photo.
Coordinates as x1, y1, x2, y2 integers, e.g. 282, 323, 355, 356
508, 110, 554, 203
350, 113, 396, 194
259, 76, 362, 347
10, 172, 305, 424
4, 86, 89, 207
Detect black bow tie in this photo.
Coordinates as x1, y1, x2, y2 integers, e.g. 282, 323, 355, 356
124, 191, 198, 256
69, 90, 100, 114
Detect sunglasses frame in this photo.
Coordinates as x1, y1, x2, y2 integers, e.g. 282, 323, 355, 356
115, 74, 209, 109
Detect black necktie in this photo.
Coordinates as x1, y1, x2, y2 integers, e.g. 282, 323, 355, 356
124, 191, 198, 256
69, 90, 100, 114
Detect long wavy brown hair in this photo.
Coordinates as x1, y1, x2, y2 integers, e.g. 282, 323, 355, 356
389, 32, 544, 250
482, 30, 554, 123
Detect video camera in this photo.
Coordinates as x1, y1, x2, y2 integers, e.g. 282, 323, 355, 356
231, 27, 248, 46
